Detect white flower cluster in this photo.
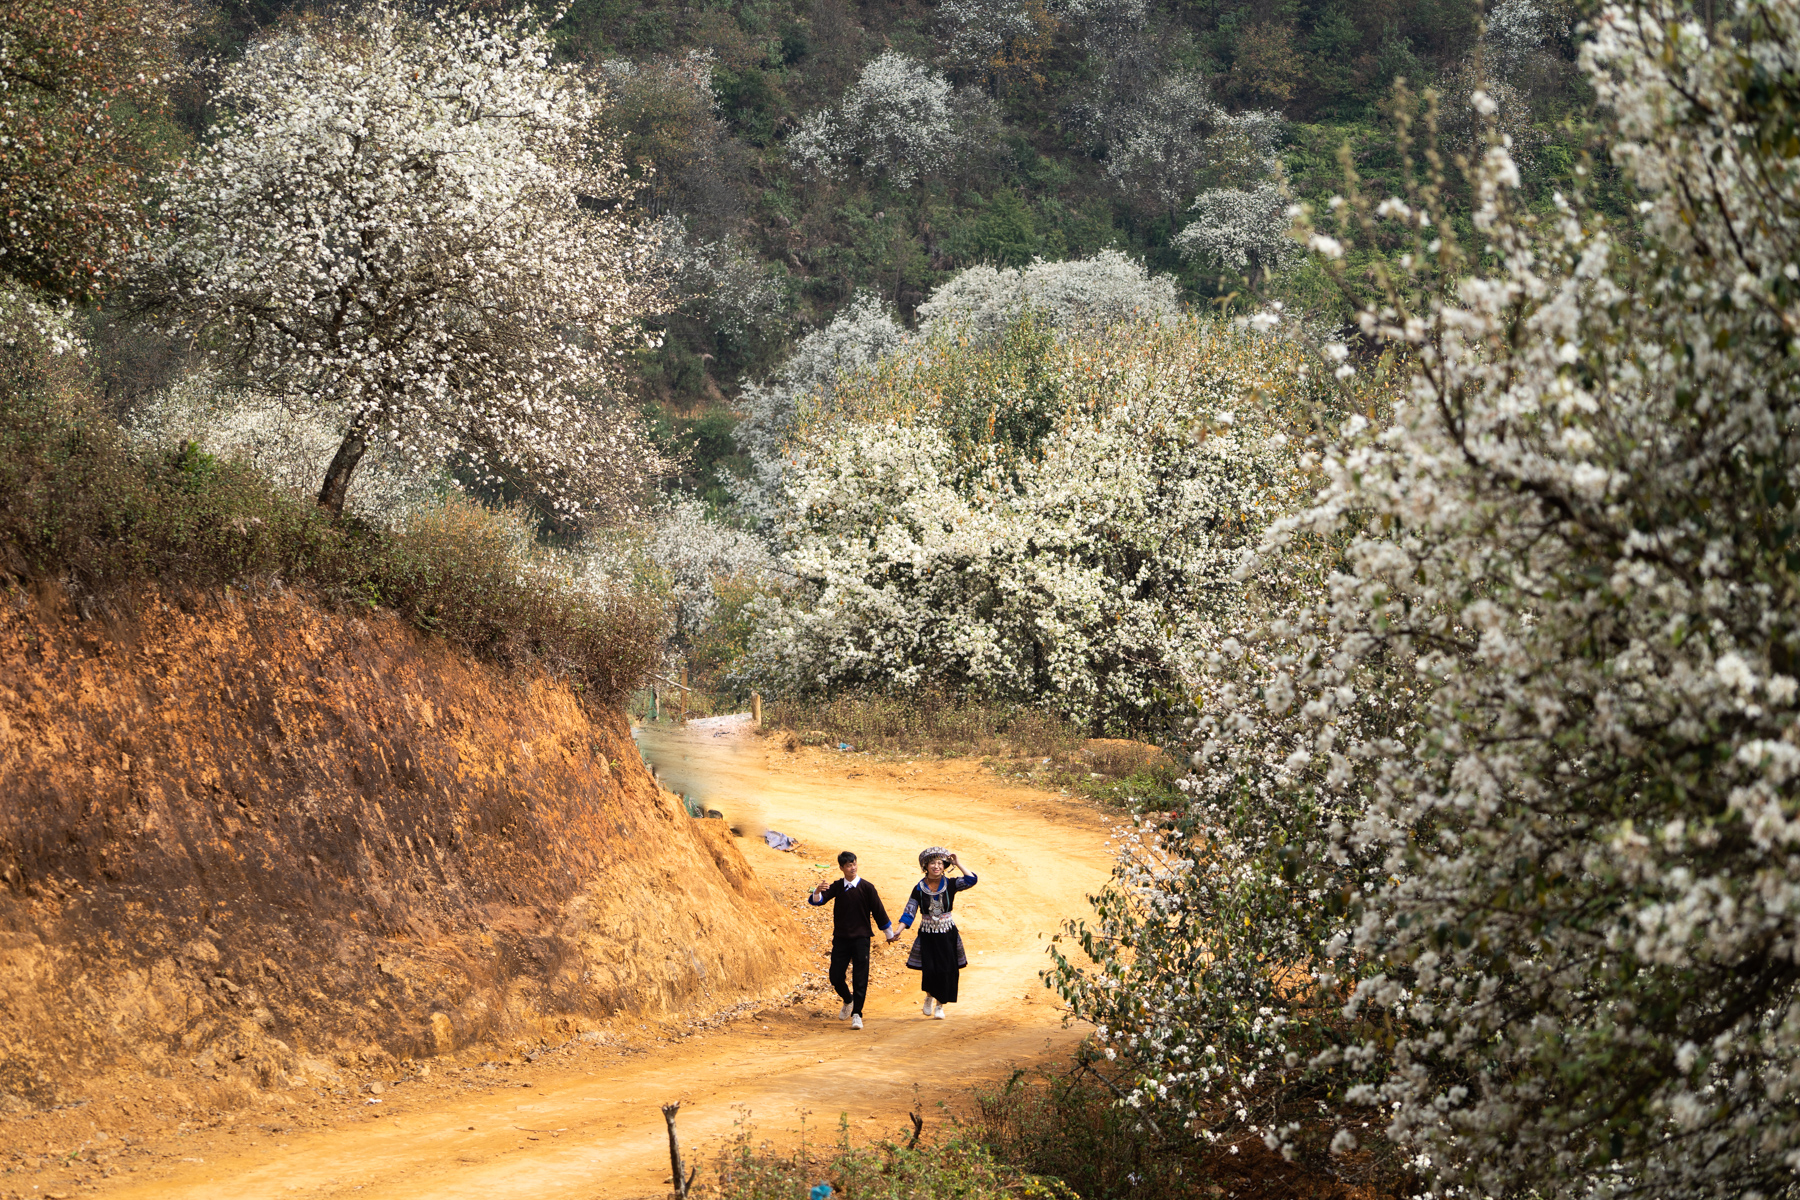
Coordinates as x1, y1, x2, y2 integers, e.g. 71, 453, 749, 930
140, 4, 669, 517
936, 0, 1054, 87
570, 496, 776, 674
1054, 3, 1800, 1196
788, 51, 963, 189
729, 292, 913, 526
1103, 70, 1283, 213
731, 251, 1182, 522
916, 249, 1182, 338
653, 218, 789, 345
643, 497, 777, 641
1437, 0, 1556, 175
1173, 182, 1298, 279
737, 318, 1305, 728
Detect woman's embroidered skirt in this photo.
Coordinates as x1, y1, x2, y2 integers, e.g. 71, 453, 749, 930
905, 928, 967, 1004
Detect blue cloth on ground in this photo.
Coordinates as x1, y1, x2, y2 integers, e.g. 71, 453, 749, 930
763, 829, 797, 851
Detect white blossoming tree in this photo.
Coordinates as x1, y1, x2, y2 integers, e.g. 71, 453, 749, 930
141, 5, 669, 518
737, 316, 1310, 729
936, 0, 1058, 91
788, 52, 963, 189
1051, 2, 1800, 1196
1103, 71, 1283, 216
916, 249, 1182, 338
729, 292, 913, 525
1174, 182, 1299, 285
730, 251, 1183, 523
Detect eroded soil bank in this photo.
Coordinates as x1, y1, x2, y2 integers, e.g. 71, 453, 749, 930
0, 582, 798, 1123
0, 722, 1116, 1200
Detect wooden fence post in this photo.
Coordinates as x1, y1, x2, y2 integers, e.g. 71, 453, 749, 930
649, 686, 659, 723
680, 668, 689, 722
751, 691, 762, 726
661, 1102, 695, 1199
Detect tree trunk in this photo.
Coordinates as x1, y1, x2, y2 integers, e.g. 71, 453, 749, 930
317, 424, 370, 518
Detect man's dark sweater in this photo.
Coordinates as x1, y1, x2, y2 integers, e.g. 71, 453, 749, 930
809, 877, 892, 939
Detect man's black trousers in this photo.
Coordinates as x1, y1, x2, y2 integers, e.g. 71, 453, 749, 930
828, 935, 871, 1015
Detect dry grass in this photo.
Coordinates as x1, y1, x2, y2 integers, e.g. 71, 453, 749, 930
764, 692, 1088, 760
0, 314, 665, 700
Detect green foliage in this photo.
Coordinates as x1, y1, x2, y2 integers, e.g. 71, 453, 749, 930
641, 401, 748, 506
972, 188, 1041, 267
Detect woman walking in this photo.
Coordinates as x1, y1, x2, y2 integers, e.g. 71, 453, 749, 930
899, 847, 977, 1018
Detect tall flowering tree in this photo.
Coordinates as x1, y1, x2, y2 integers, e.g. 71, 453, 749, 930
142, 6, 668, 517
788, 52, 964, 189
1051, 1, 1800, 1196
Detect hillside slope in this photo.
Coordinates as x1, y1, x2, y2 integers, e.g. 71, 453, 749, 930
0, 580, 798, 1113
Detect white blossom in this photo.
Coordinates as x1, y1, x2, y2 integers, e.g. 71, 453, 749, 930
915, 249, 1183, 337
1175, 182, 1299, 279
788, 52, 962, 189
1051, 3, 1800, 1196
138, 4, 670, 517
738, 316, 1306, 728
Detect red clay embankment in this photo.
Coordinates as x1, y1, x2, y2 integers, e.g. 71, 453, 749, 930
0, 581, 797, 1114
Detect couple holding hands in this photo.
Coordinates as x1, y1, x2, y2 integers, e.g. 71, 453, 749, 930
806, 846, 977, 1030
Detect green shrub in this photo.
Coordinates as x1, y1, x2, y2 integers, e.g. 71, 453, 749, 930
971, 1066, 1406, 1200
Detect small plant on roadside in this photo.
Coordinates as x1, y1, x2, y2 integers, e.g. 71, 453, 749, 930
704, 1113, 1076, 1200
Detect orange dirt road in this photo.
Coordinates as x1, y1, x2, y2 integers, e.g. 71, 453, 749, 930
87, 718, 1117, 1200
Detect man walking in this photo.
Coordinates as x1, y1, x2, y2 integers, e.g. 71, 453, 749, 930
808, 851, 899, 1030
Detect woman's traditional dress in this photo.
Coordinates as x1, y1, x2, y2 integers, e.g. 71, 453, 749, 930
900, 871, 978, 1004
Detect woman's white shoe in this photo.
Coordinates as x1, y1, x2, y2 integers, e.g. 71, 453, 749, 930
922, 996, 936, 1017
851, 1013, 863, 1030
933, 1002, 947, 1019
839, 1003, 853, 1020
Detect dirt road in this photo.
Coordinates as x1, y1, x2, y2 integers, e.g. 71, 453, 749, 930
52, 720, 1116, 1200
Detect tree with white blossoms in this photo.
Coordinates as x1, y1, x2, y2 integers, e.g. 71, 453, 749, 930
1101, 70, 1284, 217
1051, 2, 1800, 1196
788, 52, 963, 189
916, 249, 1182, 338
139, 5, 669, 518
731, 252, 1183, 523
729, 292, 912, 526
737, 315, 1314, 729
1173, 182, 1299, 286
935, 0, 1058, 92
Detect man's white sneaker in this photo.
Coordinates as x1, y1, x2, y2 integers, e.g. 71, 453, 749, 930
922, 996, 936, 1017
933, 1002, 947, 1019
839, 1003, 854, 1020
850, 1013, 863, 1030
